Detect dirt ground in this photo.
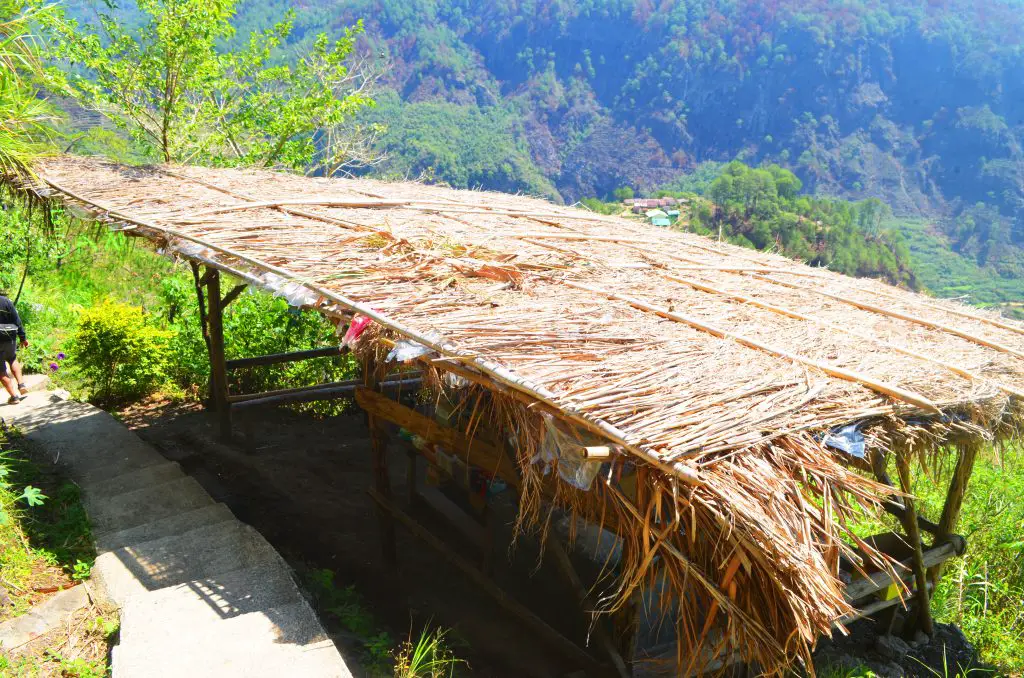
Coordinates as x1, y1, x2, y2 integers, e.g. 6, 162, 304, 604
117, 398, 596, 678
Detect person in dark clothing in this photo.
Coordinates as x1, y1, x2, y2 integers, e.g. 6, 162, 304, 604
0, 292, 29, 404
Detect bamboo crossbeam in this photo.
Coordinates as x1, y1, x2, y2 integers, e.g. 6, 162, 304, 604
757, 274, 1024, 361
232, 377, 420, 408
226, 345, 346, 370
845, 283, 1024, 338
560, 278, 941, 415
355, 386, 521, 489
660, 273, 1024, 399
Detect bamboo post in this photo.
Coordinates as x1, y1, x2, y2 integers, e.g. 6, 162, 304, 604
364, 357, 398, 565
205, 268, 232, 442
895, 453, 934, 636
929, 444, 980, 583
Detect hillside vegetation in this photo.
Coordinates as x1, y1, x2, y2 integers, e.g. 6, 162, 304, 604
170, 0, 1024, 304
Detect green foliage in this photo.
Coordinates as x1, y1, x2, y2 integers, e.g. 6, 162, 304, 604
691, 161, 916, 286
0, 0, 57, 174
914, 447, 1024, 673
66, 300, 173, 404
46, 0, 374, 170
304, 568, 394, 673
892, 218, 1024, 307
0, 435, 96, 618
393, 624, 465, 678
363, 91, 558, 199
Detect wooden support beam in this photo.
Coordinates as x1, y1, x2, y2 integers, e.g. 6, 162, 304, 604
367, 488, 608, 675
365, 361, 397, 565
895, 453, 934, 636
355, 386, 522, 490
930, 444, 980, 583
205, 268, 232, 442
190, 262, 213, 399
221, 283, 247, 308
226, 345, 347, 371
544, 534, 632, 678
230, 376, 420, 406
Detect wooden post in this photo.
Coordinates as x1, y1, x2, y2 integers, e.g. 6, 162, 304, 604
190, 262, 213, 402
895, 453, 934, 636
367, 488, 607, 675
205, 268, 232, 442
929, 444, 979, 582
545, 533, 632, 678
364, 358, 397, 564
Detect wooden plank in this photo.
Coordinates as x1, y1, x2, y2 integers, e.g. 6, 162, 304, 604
226, 345, 346, 370
355, 387, 522, 490
843, 541, 958, 602
206, 268, 231, 442
231, 378, 422, 409
367, 488, 608, 675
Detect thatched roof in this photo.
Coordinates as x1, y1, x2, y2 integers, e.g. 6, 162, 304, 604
14, 156, 1024, 674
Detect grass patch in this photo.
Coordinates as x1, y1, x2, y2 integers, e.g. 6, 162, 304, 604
0, 430, 95, 621
302, 568, 466, 677
0, 602, 119, 678
0, 428, 114, 677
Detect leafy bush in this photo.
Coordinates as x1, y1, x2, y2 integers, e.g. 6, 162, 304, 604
66, 300, 173, 403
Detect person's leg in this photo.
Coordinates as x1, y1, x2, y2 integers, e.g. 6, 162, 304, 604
1, 374, 16, 400
10, 357, 26, 394
0, 359, 16, 401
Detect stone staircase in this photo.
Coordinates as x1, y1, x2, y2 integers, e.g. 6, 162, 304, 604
3, 388, 354, 678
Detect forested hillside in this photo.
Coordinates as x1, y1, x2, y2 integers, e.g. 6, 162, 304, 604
61, 0, 1024, 304
227, 0, 1024, 299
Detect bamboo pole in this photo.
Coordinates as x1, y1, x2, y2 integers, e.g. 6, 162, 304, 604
226, 345, 347, 371
660, 273, 1024, 398
895, 453, 934, 636
929, 444, 980, 583
560, 278, 941, 415
755, 274, 1024, 361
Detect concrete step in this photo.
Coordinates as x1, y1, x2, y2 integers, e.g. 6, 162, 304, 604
96, 503, 236, 554
82, 461, 185, 502
112, 602, 350, 678
117, 561, 304, 644
94, 521, 283, 604
87, 475, 214, 537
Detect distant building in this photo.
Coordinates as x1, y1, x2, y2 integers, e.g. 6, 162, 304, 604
651, 217, 671, 227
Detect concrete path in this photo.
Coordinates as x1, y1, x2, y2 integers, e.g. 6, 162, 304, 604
2, 388, 354, 678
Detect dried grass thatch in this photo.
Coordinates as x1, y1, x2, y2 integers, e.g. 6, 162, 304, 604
10, 156, 1024, 675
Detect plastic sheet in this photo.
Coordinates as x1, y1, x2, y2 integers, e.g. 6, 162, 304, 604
342, 314, 373, 348
822, 422, 866, 459
537, 414, 603, 491
386, 339, 434, 363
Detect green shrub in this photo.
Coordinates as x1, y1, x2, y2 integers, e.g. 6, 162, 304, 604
67, 300, 173, 403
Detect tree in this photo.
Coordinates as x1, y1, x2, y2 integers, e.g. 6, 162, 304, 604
0, 0, 57, 174
45, 0, 378, 171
